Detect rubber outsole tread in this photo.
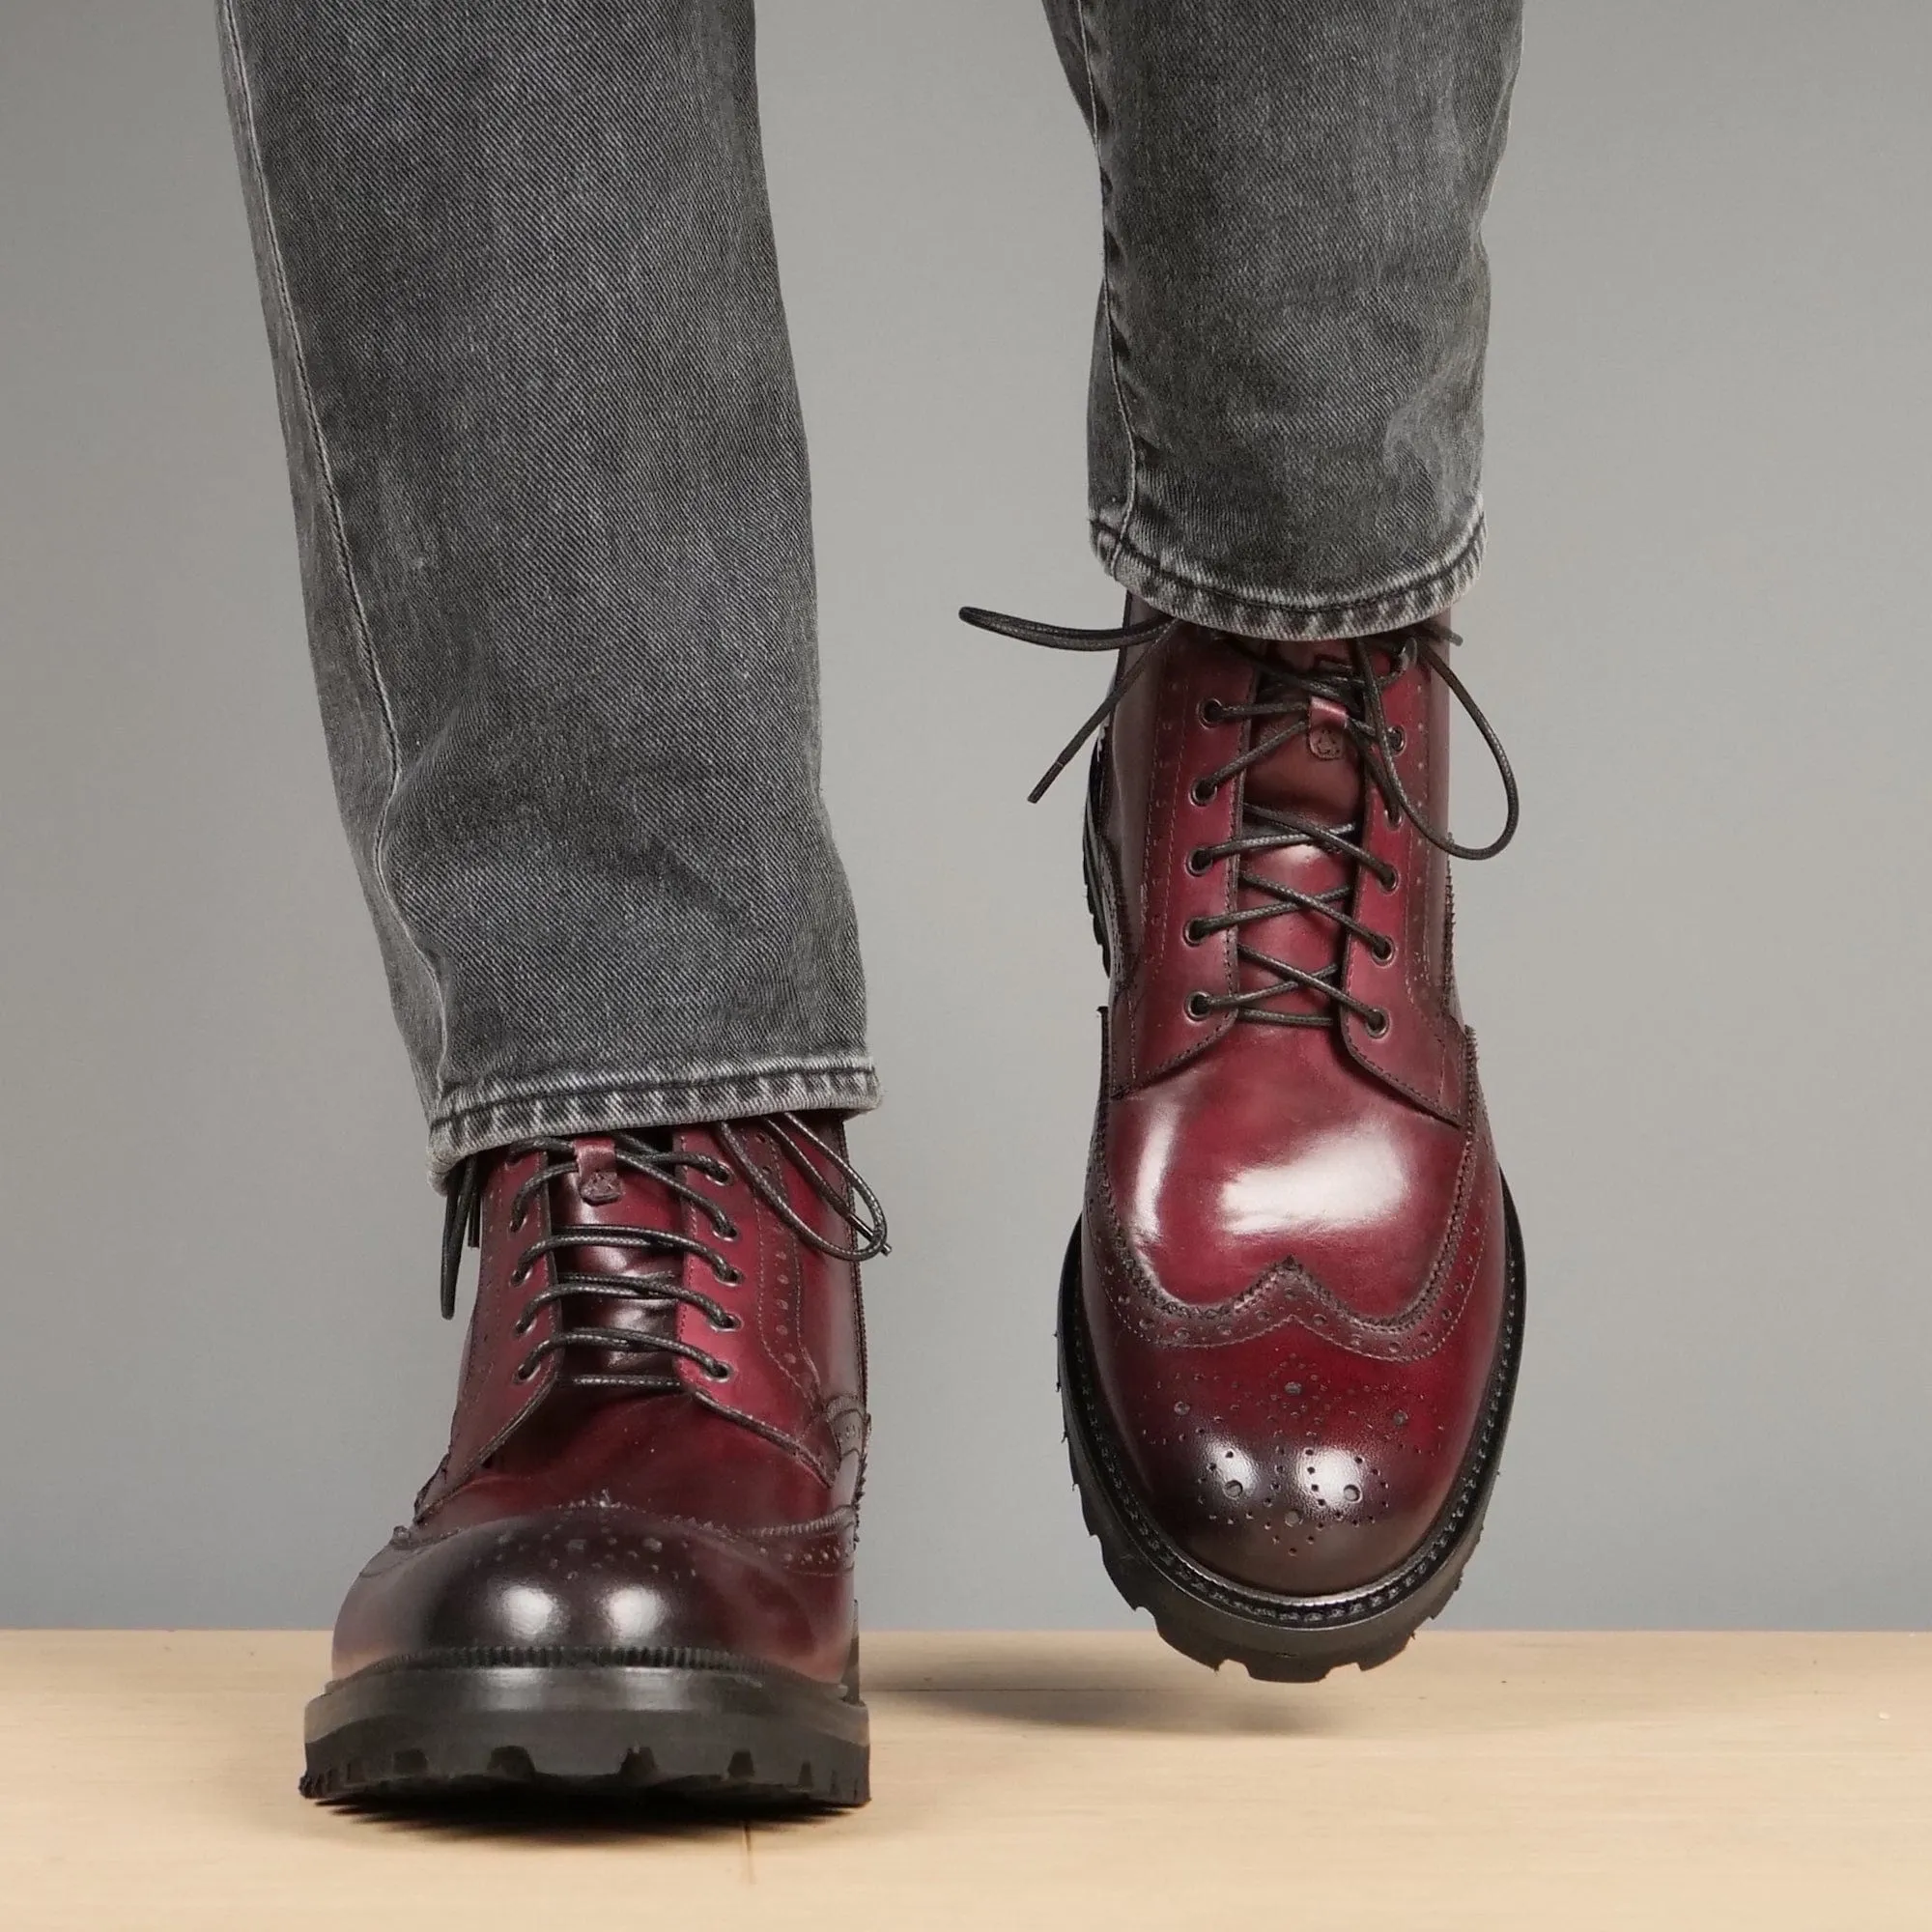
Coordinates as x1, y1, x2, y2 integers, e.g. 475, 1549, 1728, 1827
300, 1657, 870, 1811
301, 1741, 867, 1810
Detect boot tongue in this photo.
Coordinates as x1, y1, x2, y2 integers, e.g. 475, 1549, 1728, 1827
1229, 641, 1367, 1019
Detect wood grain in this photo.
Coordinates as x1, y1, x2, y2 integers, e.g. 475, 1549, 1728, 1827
2, 1631, 1926, 1929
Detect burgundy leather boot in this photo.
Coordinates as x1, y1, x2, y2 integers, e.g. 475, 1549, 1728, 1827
301, 1113, 885, 1805
968, 601, 1522, 1680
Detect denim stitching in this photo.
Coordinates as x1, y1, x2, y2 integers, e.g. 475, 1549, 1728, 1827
426, 1060, 882, 1181
1072, 0, 1141, 563
1101, 521, 1484, 643
1101, 497, 1487, 624
219, 0, 452, 1100
438, 1051, 881, 1120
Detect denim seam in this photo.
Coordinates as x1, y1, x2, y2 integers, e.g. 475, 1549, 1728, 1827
426, 1058, 881, 1180
220, 0, 452, 1104
1072, 0, 1141, 563
1096, 498, 1487, 635
438, 1051, 881, 1118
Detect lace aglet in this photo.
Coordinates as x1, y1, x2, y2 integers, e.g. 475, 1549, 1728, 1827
1026, 754, 1077, 805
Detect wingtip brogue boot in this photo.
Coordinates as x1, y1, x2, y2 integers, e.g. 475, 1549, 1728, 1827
981, 601, 1524, 1681
301, 1114, 885, 1806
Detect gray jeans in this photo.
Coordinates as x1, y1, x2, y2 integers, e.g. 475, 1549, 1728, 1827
218, 1, 1522, 1180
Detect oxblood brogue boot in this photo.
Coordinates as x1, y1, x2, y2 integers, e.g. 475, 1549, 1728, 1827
301, 1114, 886, 1805
966, 601, 1523, 1680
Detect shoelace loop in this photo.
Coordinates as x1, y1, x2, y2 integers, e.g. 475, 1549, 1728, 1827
960, 605, 1520, 1028
438, 1115, 888, 1393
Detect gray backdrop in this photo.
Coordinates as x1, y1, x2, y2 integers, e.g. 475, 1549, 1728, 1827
4, 0, 1929, 1631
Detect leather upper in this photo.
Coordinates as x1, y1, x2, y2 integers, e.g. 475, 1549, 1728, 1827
1079, 618, 1509, 1599
330, 1117, 870, 1686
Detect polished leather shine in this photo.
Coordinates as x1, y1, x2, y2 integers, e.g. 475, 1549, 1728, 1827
1079, 618, 1509, 1602
328, 1117, 870, 1688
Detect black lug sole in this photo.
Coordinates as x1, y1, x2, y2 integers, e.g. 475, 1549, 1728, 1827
301, 1646, 869, 1808
1059, 1182, 1525, 1682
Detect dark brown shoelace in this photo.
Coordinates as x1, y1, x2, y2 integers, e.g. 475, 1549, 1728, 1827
438, 1116, 888, 1392
960, 605, 1519, 1030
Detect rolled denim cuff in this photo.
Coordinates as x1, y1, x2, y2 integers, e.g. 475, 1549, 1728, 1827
1096, 502, 1487, 644
426, 1056, 882, 1187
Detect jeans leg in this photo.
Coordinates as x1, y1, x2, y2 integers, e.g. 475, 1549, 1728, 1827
218, 1, 876, 1180
1041, 0, 1524, 639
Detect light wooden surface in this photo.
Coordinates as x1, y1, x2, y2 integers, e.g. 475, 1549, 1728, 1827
2, 1631, 1927, 1929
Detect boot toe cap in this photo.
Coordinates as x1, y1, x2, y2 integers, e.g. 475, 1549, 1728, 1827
1151, 1427, 1448, 1598
330, 1507, 835, 1679
1102, 1363, 1469, 1600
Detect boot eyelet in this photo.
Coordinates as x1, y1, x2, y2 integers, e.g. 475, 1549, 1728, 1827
511, 1314, 533, 1338
704, 1361, 735, 1383
1365, 1009, 1392, 1038
1185, 848, 1211, 876
718, 1220, 742, 1243
511, 1357, 538, 1384
1387, 725, 1406, 755
1199, 699, 1225, 725
714, 1313, 743, 1333
714, 1264, 745, 1287
1190, 779, 1217, 806
507, 1208, 526, 1233
1378, 867, 1401, 895
1185, 992, 1213, 1021
1182, 919, 1208, 947
1370, 936, 1396, 965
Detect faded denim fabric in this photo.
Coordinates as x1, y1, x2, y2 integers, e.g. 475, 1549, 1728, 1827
218, 0, 870, 1180
218, 0, 1520, 1180
1042, 0, 1524, 637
